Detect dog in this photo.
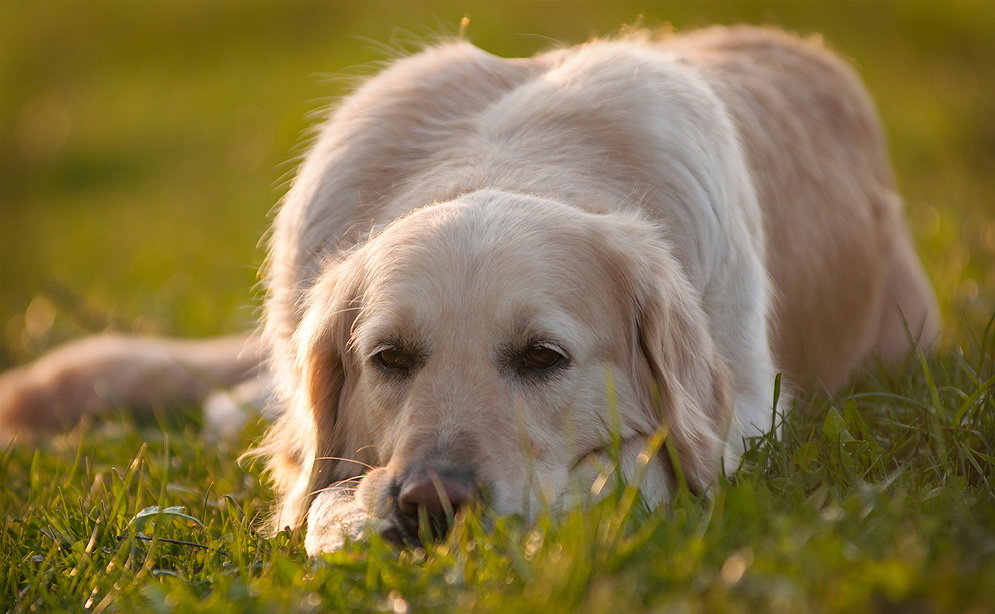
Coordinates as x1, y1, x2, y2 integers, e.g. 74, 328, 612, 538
0, 26, 938, 554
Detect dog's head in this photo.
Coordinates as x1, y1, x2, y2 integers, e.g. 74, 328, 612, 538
265, 190, 730, 551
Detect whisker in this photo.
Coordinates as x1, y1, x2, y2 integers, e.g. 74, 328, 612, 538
314, 456, 377, 471
309, 488, 346, 498
324, 305, 363, 318
308, 481, 362, 498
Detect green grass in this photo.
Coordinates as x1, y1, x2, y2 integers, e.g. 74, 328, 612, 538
2, 335, 992, 612
1, 1, 994, 612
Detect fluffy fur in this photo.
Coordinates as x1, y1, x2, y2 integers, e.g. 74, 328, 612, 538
0, 27, 938, 554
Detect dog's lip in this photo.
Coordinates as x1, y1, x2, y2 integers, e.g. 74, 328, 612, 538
570, 436, 645, 470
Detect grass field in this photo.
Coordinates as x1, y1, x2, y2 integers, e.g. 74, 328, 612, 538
1, 2, 993, 612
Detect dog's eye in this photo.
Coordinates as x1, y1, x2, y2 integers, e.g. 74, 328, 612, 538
521, 344, 566, 371
373, 348, 416, 374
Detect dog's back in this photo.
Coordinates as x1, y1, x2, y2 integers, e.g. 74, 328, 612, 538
271, 26, 937, 395
664, 27, 938, 388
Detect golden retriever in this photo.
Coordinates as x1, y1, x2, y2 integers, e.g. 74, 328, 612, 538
0, 27, 938, 554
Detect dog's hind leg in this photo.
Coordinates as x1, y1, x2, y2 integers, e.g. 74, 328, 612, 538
0, 334, 262, 445
870, 228, 941, 365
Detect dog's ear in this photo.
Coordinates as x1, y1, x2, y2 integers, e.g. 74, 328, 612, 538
599, 214, 731, 493
635, 263, 731, 492
258, 254, 366, 531
300, 255, 370, 512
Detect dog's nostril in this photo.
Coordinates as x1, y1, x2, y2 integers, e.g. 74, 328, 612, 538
389, 472, 478, 545
397, 474, 473, 520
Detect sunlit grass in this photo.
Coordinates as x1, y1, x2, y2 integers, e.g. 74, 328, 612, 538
2, 330, 992, 611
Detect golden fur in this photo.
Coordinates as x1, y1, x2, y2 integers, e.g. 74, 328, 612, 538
0, 27, 937, 554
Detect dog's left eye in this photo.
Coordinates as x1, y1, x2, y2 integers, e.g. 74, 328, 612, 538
519, 344, 568, 374
373, 348, 417, 374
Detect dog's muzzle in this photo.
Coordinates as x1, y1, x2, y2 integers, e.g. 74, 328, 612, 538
380, 467, 479, 546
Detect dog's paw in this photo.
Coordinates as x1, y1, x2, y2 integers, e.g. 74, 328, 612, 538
305, 486, 378, 555
0, 366, 51, 447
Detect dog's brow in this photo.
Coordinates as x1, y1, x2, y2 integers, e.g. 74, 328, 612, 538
357, 327, 427, 359
509, 310, 581, 350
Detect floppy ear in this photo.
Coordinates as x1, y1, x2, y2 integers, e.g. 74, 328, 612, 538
636, 263, 731, 492
601, 216, 732, 493
257, 255, 366, 531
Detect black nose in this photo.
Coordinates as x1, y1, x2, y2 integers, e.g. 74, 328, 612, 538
389, 470, 476, 544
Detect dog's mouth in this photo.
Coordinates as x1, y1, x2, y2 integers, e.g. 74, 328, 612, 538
568, 435, 666, 498
570, 436, 656, 469
379, 496, 490, 548
571, 444, 613, 469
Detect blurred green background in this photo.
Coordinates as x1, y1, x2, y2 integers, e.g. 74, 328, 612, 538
1, 1, 993, 368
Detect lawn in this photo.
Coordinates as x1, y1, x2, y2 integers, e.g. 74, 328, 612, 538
1, 2, 993, 612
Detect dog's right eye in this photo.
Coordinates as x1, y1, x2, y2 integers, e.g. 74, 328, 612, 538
372, 348, 416, 375
522, 345, 565, 370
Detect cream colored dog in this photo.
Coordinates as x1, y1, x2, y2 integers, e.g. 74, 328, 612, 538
0, 27, 938, 554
